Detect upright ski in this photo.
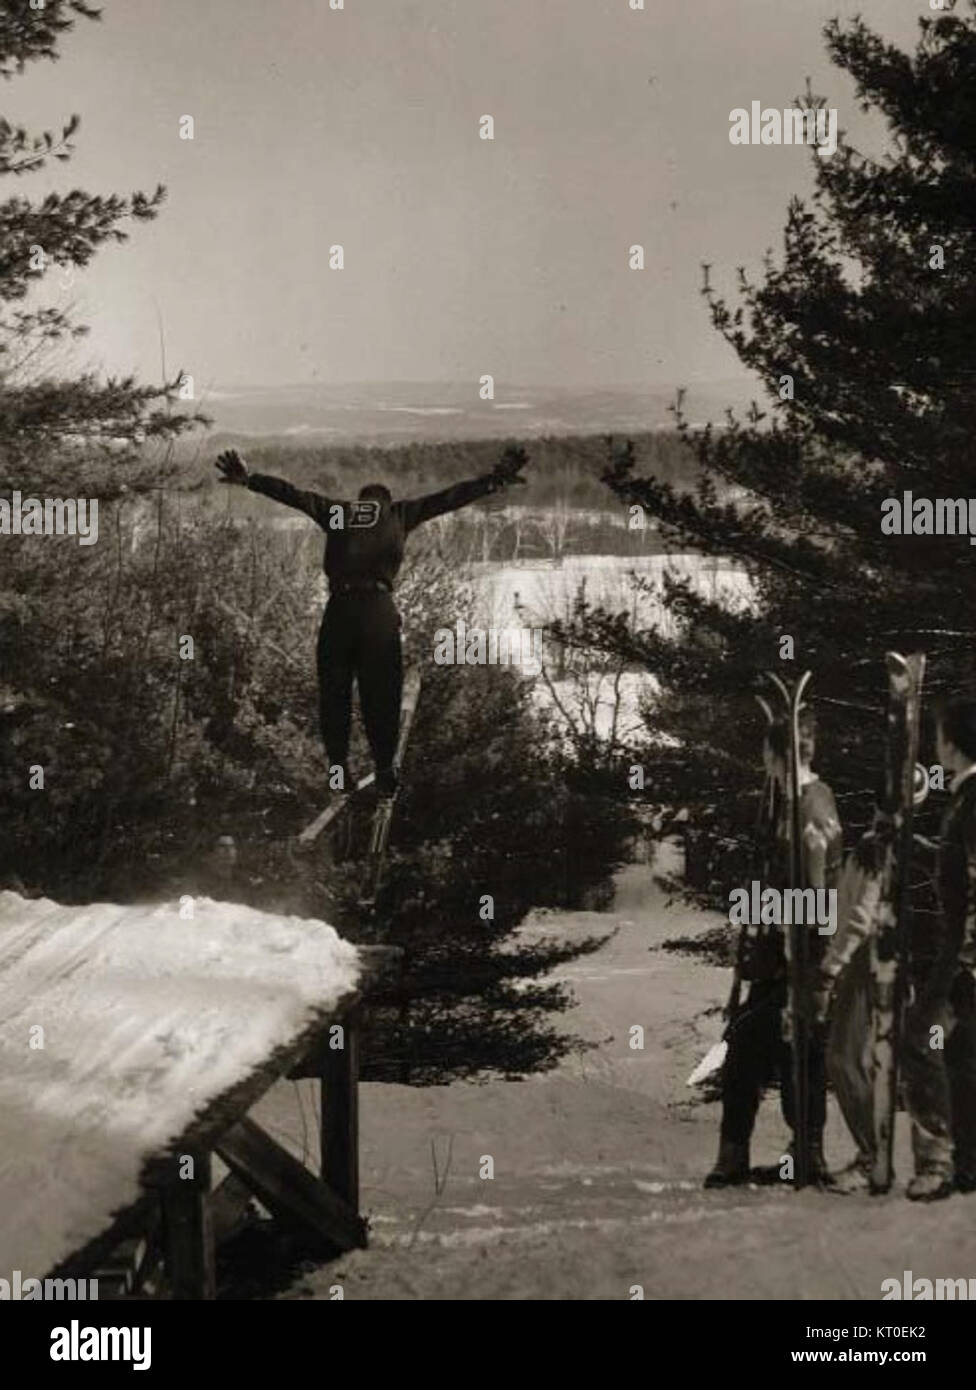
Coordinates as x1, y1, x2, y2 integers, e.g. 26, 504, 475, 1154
697, 686, 798, 1091
763, 670, 814, 1188
870, 651, 925, 1193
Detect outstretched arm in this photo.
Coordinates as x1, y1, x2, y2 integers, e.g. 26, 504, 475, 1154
215, 449, 336, 527
401, 445, 529, 531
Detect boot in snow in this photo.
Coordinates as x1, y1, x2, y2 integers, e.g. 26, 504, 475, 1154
704, 1139, 750, 1188
826, 1152, 873, 1196
908, 1123, 953, 1200
808, 1139, 833, 1186
786, 1134, 832, 1187
906, 1171, 953, 1202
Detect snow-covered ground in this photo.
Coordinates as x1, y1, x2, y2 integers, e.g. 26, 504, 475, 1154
0, 893, 359, 1279
466, 553, 754, 637
456, 555, 749, 745
251, 848, 976, 1301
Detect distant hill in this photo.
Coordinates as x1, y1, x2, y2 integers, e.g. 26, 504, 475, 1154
198, 379, 757, 446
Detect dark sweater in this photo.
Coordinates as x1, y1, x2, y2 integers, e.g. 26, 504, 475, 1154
928, 770, 976, 999
247, 471, 505, 589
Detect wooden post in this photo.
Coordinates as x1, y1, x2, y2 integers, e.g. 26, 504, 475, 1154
321, 1002, 360, 1212
217, 1118, 365, 1251
156, 1150, 215, 1301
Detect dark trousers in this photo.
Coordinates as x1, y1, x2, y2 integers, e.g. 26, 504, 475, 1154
316, 592, 403, 774
721, 978, 827, 1147
947, 1002, 976, 1182
903, 974, 976, 1181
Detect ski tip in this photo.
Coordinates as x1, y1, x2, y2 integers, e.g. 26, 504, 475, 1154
755, 694, 774, 725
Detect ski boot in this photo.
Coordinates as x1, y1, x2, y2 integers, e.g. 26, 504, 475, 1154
786, 1134, 832, 1187
906, 1171, 953, 1202
908, 1125, 953, 1200
810, 1141, 832, 1186
826, 1151, 872, 1196
954, 1148, 976, 1193
704, 1139, 750, 1188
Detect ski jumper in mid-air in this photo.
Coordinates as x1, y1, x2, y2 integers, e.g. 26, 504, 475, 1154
215, 445, 529, 796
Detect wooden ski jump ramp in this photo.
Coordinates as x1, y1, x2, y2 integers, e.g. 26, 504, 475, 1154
0, 891, 397, 1298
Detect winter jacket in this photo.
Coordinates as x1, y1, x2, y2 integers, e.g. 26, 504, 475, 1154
926, 771, 976, 1002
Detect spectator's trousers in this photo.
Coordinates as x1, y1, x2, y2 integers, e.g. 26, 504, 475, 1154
721, 978, 827, 1148
903, 972, 976, 1182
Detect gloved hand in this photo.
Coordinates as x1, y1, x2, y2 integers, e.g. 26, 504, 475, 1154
215, 449, 249, 486
491, 445, 529, 488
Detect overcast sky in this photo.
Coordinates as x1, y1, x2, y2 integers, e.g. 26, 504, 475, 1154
8, 0, 923, 392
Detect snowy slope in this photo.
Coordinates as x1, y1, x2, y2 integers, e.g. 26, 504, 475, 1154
259, 856, 976, 1301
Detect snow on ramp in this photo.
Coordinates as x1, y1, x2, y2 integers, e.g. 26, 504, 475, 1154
0, 892, 360, 1279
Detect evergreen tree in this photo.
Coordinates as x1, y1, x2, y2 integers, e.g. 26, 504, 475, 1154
0, 2, 196, 483
0, 2, 201, 853
560, 4, 976, 916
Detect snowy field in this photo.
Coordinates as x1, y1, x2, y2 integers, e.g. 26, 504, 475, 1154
460, 554, 752, 744
465, 553, 754, 636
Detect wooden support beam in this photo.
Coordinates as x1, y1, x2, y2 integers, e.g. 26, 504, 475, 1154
154, 1151, 216, 1301
216, 1117, 366, 1252
322, 1003, 360, 1212
210, 1171, 255, 1245
91, 1234, 148, 1298
131, 1207, 166, 1299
